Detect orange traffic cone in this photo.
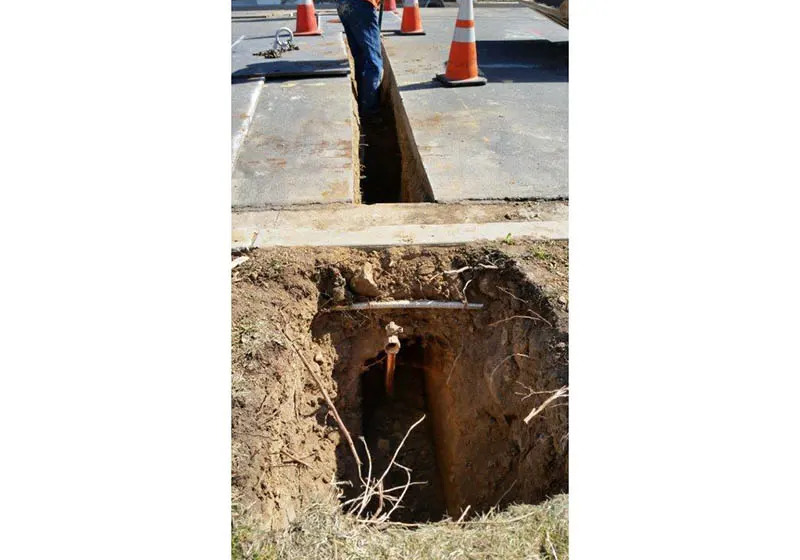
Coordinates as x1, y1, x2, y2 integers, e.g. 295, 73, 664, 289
294, 0, 322, 36
398, 0, 425, 35
382, 0, 398, 12
435, 0, 486, 87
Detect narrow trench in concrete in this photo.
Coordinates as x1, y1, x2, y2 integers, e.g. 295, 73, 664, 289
347, 40, 434, 204
359, 92, 404, 204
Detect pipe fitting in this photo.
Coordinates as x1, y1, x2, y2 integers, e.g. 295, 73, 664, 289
384, 321, 403, 354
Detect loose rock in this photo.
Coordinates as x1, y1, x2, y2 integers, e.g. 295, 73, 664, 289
331, 285, 347, 303
350, 262, 381, 297
325, 267, 348, 302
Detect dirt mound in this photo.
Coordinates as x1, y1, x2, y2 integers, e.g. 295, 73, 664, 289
232, 241, 568, 531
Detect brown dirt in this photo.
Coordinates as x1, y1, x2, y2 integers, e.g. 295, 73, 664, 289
232, 240, 568, 530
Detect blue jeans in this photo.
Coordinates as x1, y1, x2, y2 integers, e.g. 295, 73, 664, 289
338, 0, 383, 115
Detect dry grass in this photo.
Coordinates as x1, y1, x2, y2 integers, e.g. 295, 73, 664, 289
232, 494, 568, 560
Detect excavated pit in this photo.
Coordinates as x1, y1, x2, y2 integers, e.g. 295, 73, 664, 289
231, 244, 568, 529
313, 304, 568, 523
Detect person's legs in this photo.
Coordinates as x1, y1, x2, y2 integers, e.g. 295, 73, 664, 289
338, 0, 364, 81
338, 0, 383, 116
357, 6, 383, 115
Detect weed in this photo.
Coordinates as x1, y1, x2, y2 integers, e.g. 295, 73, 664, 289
232, 520, 277, 560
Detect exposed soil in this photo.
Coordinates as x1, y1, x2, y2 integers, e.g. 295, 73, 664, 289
232, 240, 568, 530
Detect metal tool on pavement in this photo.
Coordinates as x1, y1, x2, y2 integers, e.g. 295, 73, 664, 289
253, 27, 300, 59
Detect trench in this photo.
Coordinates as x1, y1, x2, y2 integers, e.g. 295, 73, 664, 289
347, 38, 434, 204
359, 84, 403, 204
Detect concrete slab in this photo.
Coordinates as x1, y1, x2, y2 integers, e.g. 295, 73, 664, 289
231, 12, 356, 208
383, 6, 568, 201
379, 10, 403, 33
231, 75, 356, 207
232, 1, 338, 9
232, 10, 342, 39
232, 200, 569, 231
233, 219, 567, 249
232, 78, 264, 168
232, 10, 297, 42
232, 26, 350, 80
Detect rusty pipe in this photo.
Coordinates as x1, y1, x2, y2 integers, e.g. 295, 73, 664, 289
384, 322, 403, 397
385, 353, 396, 397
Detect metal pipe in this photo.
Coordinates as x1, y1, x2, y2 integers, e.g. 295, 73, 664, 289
384, 337, 401, 354
329, 300, 484, 311
385, 353, 396, 396
384, 321, 402, 397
